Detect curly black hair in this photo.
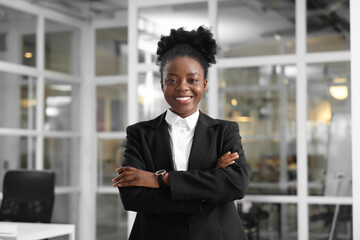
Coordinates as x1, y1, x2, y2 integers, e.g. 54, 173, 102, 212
156, 26, 219, 80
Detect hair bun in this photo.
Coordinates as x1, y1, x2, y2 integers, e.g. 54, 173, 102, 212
156, 26, 219, 66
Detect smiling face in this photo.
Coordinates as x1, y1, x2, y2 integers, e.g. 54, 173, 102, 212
161, 56, 207, 118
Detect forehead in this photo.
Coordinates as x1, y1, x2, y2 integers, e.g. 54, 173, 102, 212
163, 56, 204, 75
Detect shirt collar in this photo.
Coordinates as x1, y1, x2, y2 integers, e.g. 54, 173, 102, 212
165, 109, 199, 130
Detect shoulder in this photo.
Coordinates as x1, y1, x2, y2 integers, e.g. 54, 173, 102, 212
126, 112, 167, 132
199, 112, 238, 129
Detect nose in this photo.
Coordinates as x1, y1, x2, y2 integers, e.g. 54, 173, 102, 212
176, 79, 189, 91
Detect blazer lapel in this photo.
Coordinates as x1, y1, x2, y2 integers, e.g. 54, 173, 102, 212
188, 112, 219, 171
144, 113, 174, 171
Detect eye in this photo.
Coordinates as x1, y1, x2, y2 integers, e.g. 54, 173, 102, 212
188, 79, 198, 84
166, 78, 176, 84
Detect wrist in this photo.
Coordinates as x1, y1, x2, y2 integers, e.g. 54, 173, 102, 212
163, 173, 170, 186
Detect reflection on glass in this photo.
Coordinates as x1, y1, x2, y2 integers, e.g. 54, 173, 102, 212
97, 84, 127, 132
97, 139, 125, 186
218, 0, 295, 58
44, 83, 77, 131
44, 138, 78, 187
309, 204, 352, 240
0, 136, 35, 191
138, 2, 208, 64
96, 27, 128, 76
237, 202, 297, 240
307, 62, 351, 196
45, 20, 79, 74
138, 72, 167, 121
0, 72, 36, 129
219, 65, 297, 195
0, 5, 37, 66
307, 1, 349, 52
52, 193, 79, 224
97, 194, 127, 240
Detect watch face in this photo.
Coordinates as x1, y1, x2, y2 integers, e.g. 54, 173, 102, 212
155, 169, 166, 176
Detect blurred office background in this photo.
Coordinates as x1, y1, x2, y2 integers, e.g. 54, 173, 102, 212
0, 0, 358, 239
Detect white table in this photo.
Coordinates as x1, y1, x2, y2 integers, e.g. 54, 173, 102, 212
0, 222, 75, 240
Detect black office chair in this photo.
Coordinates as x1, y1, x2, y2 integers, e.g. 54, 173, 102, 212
0, 169, 55, 223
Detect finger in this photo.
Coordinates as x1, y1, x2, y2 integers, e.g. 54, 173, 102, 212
113, 175, 136, 187
116, 166, 137, 173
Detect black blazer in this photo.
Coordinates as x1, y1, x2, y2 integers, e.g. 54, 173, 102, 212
118, 111, 251, 240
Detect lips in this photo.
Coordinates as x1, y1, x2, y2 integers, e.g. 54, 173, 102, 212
175, 96, 193, 103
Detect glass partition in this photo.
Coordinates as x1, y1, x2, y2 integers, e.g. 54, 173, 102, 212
0, 72, 36, 129
44, 82, 78, 131
307, 62, 351, 196
307, 1, 350, 52
237, 202, 297, 239
45, 19, 80, 74
138, 2, 208, 64
0, 136, 36, 191
97, 84, 127, 132
219, 65, 296, 195
44, 138, 79, 187
96, 27, 128, 76
138, 72, 167, 121
97, 194, 127, 240
309, 204, 352, 240
97, 139, 125, 186
0, 5, 37, 67
217, 0, 295, 58
52, 193, 79, 224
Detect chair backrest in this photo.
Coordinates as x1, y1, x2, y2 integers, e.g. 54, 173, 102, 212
0, 169, 55, 223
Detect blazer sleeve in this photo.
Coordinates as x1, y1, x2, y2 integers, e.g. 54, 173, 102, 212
118, 125, 203, 215
169, 121, 251, 203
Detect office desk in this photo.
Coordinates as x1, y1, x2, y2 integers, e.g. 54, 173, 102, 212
0, 222, 75, 240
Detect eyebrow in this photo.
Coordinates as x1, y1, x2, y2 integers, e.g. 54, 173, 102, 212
166, 72, 200, 77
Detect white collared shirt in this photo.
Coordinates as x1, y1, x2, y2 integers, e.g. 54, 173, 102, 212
165, 109, 199, 171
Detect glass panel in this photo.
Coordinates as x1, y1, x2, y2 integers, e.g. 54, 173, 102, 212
138, 72, 167, 121
0, 5, 37, 66
97, 84, 127, 132
45, 20, 80, 74
219, 65, 296, 195
309, 204, 352, 240
44, 138, 79, 187
0, 72, 36, 129
44, 82, 78, 131
138, 2, 208, 64
96, 27, 128, 76
307, 62, 351, 196
0, 136, 36, 191
217, 0, 295, 58
97, 139, 125, 186
52, 193, 79, 224
97, 194, 127, 240
237, 202, 297, 240
307, 1, 350, 52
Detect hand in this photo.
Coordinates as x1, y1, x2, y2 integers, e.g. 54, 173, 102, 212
112, 166, 159, 188
216, 151, 238, 168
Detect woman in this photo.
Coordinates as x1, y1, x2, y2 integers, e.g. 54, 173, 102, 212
112, 26, 251, 240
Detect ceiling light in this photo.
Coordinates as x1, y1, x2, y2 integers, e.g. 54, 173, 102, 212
329, 85, 348, 100
274, 34, 281, 41
24, 52, 33, 58
231, 98, 238, 106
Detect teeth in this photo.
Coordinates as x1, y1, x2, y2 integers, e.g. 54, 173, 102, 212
176, 97, 191, 101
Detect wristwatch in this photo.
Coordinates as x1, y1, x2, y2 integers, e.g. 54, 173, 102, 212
155, 169, 168, 189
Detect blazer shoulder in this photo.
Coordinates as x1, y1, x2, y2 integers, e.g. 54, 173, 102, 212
126, 112, 167, 132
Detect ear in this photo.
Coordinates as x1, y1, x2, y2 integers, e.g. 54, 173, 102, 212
203, 79, 208, 91
161, 80, 165, 92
